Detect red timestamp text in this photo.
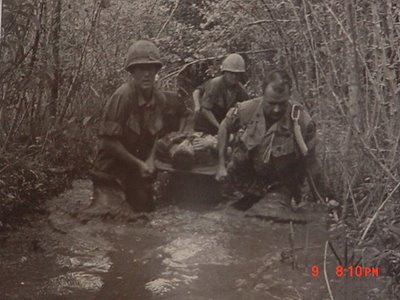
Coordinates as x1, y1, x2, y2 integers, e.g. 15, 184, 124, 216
310, 265, 379, 278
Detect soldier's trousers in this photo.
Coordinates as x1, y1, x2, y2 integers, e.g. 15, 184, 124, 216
124, 177, 155, 212
227, 161, 306, 204
90, 172, 155, 217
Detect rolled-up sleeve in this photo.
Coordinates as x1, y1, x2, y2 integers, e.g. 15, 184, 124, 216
224, 106, 240, 132
98, 86, 131, 137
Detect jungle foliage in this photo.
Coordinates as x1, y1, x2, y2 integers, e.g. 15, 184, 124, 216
1, 0, 400, 296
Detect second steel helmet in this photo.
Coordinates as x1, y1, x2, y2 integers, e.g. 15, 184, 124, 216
124, 40, 163, 71
221, 53, 245, 73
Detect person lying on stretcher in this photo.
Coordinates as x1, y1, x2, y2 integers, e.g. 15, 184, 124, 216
155, 132, 218, 170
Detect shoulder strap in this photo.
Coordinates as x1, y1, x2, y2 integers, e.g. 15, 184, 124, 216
290, 103, 309, 156
236, 98, 262, 127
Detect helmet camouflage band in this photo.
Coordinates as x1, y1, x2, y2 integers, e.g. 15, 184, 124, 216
221, 53, 245, 73
125, 40, 163, 71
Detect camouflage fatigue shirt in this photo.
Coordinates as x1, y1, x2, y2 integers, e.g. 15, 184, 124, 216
93, 80, 187, 186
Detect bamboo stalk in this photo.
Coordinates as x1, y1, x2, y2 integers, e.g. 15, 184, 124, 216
0, 0, 3, 42
324, 241, 335, 300
304, 221, 310, 272
289, 221, 298, 269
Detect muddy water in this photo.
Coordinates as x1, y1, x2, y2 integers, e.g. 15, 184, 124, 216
0, 180, 389, 300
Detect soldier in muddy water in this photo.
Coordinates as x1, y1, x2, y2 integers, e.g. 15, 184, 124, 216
86, 40, 188, 218
216, 69, 328, 215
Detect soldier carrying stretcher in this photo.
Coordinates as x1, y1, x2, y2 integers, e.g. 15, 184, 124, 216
88, 40, 188, 215
216, 69, 328, 208
192, 53, 250, 135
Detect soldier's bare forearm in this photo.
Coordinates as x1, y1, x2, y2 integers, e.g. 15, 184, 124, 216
192, 89, 201, 112
178, 117, 186, 132
103, 137, 145, 169
217, 119, 229, 167
146, 138, 158, 163
202, 108, 220, 129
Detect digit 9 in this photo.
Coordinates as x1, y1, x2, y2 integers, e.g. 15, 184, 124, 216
311, 265, 320, 277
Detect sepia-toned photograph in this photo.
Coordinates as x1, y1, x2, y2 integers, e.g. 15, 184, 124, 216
0, 0, 399, 299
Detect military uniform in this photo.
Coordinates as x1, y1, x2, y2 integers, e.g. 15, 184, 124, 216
224, 97, 317, 202
92, 80, 187, 212
194, 75, 249, 134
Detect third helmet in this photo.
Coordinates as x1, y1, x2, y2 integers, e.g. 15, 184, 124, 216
221, 53, 245, 73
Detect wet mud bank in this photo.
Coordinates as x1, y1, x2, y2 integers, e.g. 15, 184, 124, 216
0, 180, 391, 299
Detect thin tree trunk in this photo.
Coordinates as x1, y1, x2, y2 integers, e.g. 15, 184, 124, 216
0, 0, 2, 42
50, 0, 61, 118
343, 0, 362, 157
346, 0, 361, 127
371, 3, 386, 134
383, 0, 398, 137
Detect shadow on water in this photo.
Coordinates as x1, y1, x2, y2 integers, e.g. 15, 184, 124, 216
163, 172, 224, 211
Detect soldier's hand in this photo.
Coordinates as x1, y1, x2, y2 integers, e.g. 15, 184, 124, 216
215, 165, 228, 181
192, 136, 216, 150
139, 161, 152, 178
192, 137, 202, 150
146, 159, 156, 175
192, 104, 200, 120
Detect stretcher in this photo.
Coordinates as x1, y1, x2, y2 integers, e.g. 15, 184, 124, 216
155, 159, 221, 205
154, 159, 218, 176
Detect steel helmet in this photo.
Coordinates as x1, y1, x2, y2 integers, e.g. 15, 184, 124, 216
124, 40, 163, 71
221, 53, 245, 73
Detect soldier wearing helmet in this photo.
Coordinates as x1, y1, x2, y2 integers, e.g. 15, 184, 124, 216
89, 40, 188, 215
192, 53, 250, 136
